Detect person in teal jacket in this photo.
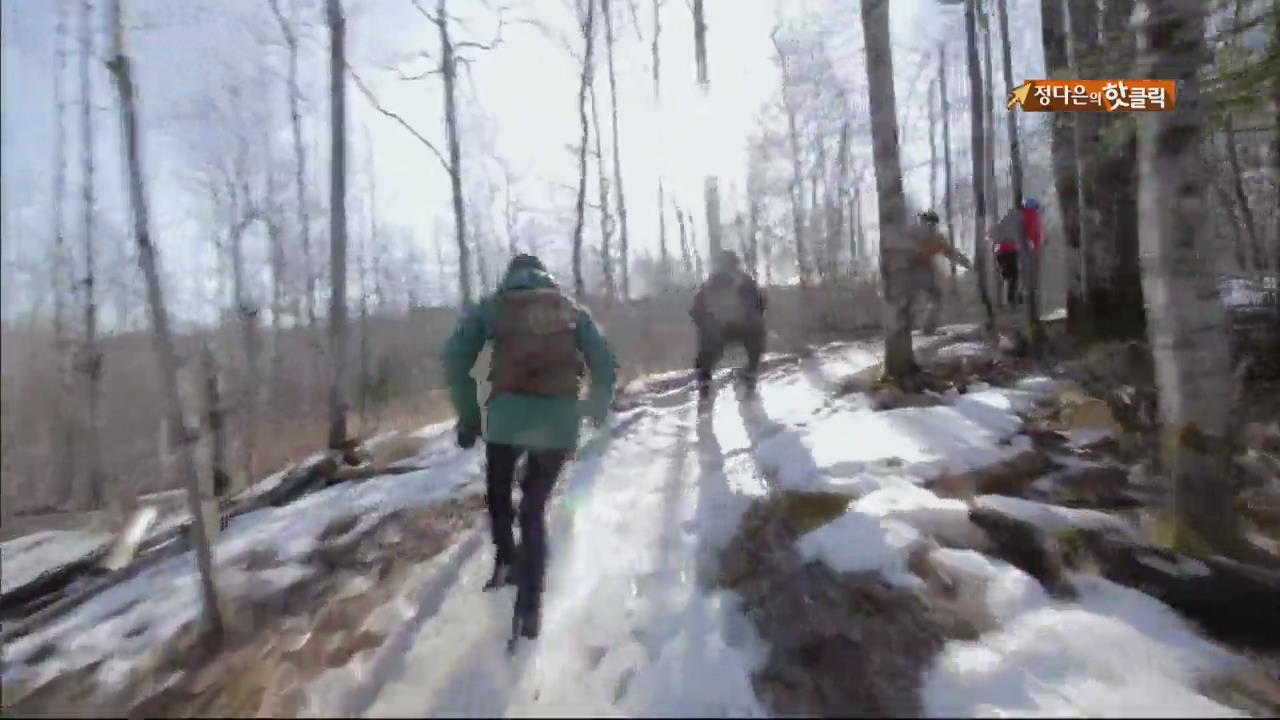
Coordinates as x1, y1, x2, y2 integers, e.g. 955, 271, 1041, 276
442, 253, 617, 641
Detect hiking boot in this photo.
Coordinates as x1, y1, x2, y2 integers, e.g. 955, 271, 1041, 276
483, 559, 514, 591
517, 603, 541, 639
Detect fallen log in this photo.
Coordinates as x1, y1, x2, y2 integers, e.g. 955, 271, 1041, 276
968, 507, 1077, 599
327, 463, 432, 485
0, 531, 192, 646
0, 545, 111, 622
1081, 533, 1280, 651
0, 454, 341, 637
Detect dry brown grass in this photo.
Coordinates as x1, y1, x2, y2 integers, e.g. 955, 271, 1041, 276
3, 274, 984, 522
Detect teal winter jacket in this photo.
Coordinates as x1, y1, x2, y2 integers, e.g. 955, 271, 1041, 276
441, 267, 618, 450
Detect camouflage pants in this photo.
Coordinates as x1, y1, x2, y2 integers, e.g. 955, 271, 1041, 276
906, 265, 943, 333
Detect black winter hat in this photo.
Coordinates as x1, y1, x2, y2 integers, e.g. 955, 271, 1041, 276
507, 253, 548, 274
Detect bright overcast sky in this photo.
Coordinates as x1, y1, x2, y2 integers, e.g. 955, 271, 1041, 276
1, 0, 1047, 320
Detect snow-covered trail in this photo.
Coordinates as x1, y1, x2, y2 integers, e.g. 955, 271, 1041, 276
322, 331, 978, 717
348, 362, 849, 717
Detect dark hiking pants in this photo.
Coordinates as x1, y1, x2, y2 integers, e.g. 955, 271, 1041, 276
485, 443, 569, 613
695, 321, 765, 387
996, 250, 1020, 305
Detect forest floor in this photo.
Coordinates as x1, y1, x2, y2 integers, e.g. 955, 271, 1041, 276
3, 316, 1279, 717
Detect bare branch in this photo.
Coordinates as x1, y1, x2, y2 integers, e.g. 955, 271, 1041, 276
347, 64, 452, 173
399, 67, 444, 81
409, 0, 442, 27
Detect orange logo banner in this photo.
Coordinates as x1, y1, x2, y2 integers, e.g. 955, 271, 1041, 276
1008, 80, 1177, 112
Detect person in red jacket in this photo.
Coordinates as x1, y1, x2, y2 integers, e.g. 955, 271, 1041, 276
991, 198, 1043, 306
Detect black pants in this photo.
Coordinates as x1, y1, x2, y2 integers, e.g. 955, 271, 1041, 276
485, 443, 569, 612
695, 321, 765, 386
996, 251, 1020, 305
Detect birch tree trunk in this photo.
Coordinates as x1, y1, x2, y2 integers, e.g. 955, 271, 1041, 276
860, 0, 915, 380
590, 73, 616, 301
834, 120, 850, 276
571, 0, 596, 300
1041, 0, 1085, 331
1138, 0, 1263, 564
326, 0, 350, 453
692, 0, 722, 261
79, 0, 109, 515
774, 32, 809, 287
230, 210, 260, 496
267, 0, 316, 332
929, 79, 938, 213
105, 0, 223, 641
438, 0, 471, 307
939, 43, 958, 281
601, 0, 630, 300
966, 0, 997, 328
981, 0, 999, 235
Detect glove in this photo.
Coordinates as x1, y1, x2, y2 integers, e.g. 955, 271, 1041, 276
456, 422, 480, 449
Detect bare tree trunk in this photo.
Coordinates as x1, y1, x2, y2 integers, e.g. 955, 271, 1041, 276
361, 126, 376, 427
692, 0, 708, 85
502, 164, 518, 256
571, 0, 596, 300
692, 0, 721, 261
851, 183, 863, 270
674, 204, 694, 279
1090, 0, 1147, 341
811, 134, 829, 283
52, 0, 78, 509
939, 43, 958, 281
79, 0, 108, 515
267, 0, 316, 331
106, 0, 223, 642
601, 0, 630, 300
966, 0, 997, 328
652, 0, 662, 99
229, 212, 260, 496
982, 0, 999, 263
929, 79, 938, 213
266, 179, 286, 419
861, 0, 915, 380
776, 38, 809, 287
327, 0, 350, 453
652, 0, 666, 289
1224, 116, 1263, 269
832, 120, 850, 278
437, 0, 471, 307
1041, 0, 1084, 330
658, 182, 669, 280
747, 176, 761, 278
1138, 0, 1264, 565
1067, 0, 1103, 337
590, 73, 616, 301
996, 0, 1041, 349
202, 344, 231, 497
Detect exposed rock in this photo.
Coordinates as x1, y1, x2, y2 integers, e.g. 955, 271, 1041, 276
720, 492, 989, 718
